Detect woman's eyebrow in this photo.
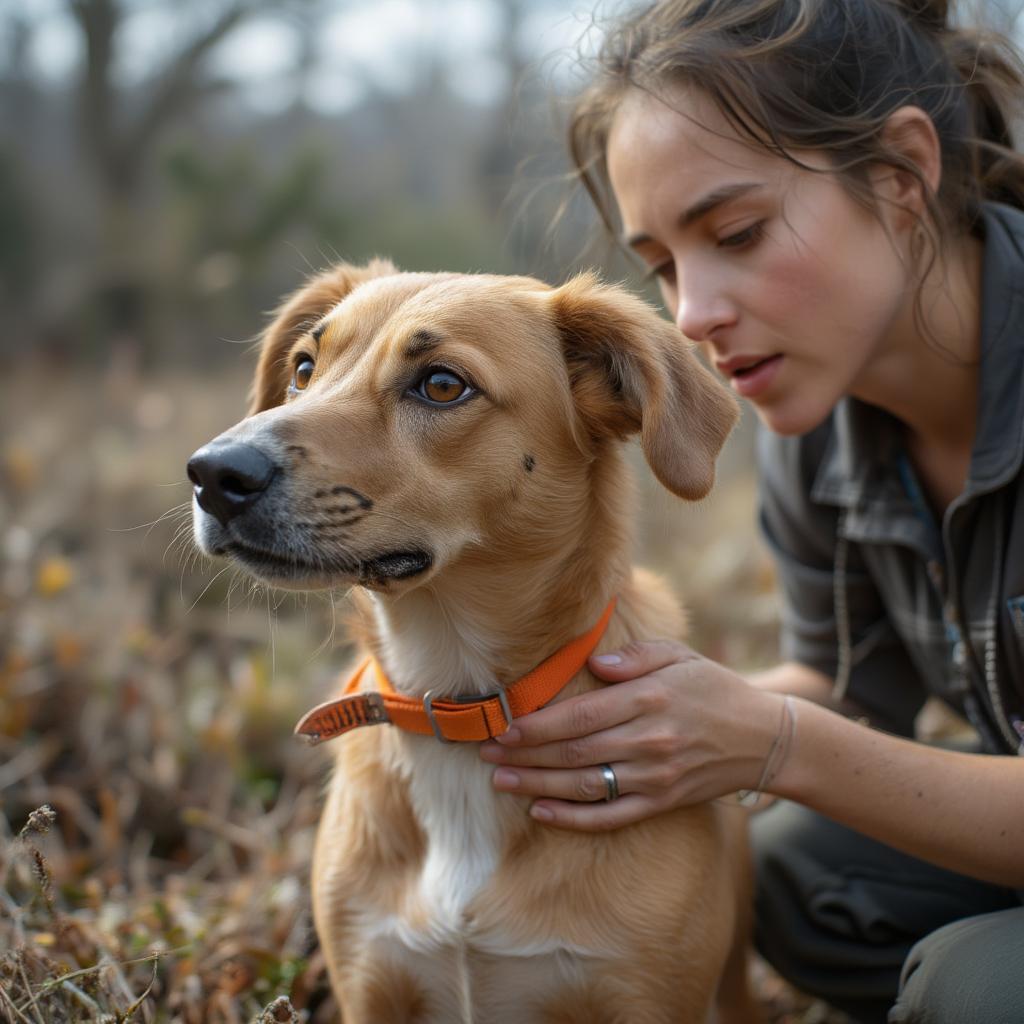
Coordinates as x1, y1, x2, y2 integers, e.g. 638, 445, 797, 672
623, 181, 762, 248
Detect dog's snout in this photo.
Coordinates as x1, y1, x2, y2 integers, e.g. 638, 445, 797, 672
187, 442, 277, 526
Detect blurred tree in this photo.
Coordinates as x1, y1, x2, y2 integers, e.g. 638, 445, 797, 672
0, 12, 40, 341
63, 0, 334, 357
70, 0, 235, 350
0, 0, 597, 365
161, 139, 351, 335
479, 0, 531, 213
0, 155, 36, 341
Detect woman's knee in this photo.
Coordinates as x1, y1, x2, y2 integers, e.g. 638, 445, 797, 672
749, 804, 1021, 1024
889, 907, 1024, 1024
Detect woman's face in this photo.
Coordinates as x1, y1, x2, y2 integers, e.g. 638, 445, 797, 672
606, 87, 913, 436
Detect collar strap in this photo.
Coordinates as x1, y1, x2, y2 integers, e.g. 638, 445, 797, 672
294, 597, 617, 745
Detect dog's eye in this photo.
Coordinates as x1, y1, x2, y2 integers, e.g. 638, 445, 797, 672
413, 370, 473, 406
290, 358, 315, 394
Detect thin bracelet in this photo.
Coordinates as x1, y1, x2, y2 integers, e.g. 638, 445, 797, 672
737, 695, 797, 808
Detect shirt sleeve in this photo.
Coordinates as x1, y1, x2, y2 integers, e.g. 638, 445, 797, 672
756, 423, 928, 737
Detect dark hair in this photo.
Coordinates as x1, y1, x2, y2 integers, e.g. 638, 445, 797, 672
569, 0, 1024, 247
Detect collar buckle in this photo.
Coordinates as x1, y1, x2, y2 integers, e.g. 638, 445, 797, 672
423, 687, 513, 744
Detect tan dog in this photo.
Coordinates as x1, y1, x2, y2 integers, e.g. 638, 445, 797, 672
188, 261, 757, 1024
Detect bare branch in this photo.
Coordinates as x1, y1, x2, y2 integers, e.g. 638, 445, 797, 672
124, 3, 253, 163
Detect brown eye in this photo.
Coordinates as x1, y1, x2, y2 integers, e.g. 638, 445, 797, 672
415, 370, 472, 406
291, 357, 315, 393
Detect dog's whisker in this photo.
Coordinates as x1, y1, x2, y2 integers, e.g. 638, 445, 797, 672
162, 531, 186, 568
112, 502, 192, 536
184, 563, 231, 616
265, 589, 277, 677
175, 540, 209, 604
168, 543, 195, 583
186, 547, 206, 580
225, 569, 245, 616
309, 590, 339, 662
164, 520, 197, 567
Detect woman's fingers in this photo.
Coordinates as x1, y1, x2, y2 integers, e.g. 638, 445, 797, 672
479, 640, 786, 829
528, 793, 665, 832
481, 639, 696, 755
481, 718, 636, 768
484, 680, 641, 753
492, 761, 631, 803
478, 640, 714, 820
588, 638, 699, 681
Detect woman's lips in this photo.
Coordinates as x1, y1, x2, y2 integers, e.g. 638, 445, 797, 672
727, 354, 783, 398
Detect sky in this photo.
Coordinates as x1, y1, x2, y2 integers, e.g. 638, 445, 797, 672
16, 0, 604, 114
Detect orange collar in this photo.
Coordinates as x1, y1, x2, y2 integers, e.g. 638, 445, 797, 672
294, 597, 617, 745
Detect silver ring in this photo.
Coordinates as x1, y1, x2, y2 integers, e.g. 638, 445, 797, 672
600, 763, 619, 802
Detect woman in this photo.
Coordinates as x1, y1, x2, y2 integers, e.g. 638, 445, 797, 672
479, 1, 1024, 1020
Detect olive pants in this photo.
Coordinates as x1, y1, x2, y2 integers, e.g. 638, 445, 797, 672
751, 801, 1024, 1024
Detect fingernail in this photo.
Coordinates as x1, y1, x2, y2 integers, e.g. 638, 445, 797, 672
495, 727, 521, 744
592, 653, 622, 666
492, 768, 519, 790
530, 804, 554, 822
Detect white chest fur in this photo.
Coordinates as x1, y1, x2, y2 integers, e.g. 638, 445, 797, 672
401, 735, 507, 942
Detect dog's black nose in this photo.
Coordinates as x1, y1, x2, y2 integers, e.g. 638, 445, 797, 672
187, 442, 277, 525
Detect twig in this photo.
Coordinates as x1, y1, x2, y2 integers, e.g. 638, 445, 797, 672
114, 956, 159, 1022
19, 946, 189, 1013
0, 980, 37, 1024
16, 956, 45, 1024
56, 978, 102, 1016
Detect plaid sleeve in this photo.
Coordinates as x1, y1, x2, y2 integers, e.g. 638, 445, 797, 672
756, 424, 928, 736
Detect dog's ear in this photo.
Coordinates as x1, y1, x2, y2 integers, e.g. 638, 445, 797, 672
549, 272, 738, 500
248, 258, 397, 414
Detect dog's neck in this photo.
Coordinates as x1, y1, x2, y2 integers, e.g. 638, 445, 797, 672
362, 451, 633, 700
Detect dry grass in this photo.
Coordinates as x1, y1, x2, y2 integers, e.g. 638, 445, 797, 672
0, 360, 845, 1022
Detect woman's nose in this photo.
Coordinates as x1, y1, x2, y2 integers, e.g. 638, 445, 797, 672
674, 279, 736, 342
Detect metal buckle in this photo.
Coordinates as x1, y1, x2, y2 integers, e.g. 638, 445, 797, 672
422, 690, 450, 744
455, 688, 513, 737
422, 688, 513, 744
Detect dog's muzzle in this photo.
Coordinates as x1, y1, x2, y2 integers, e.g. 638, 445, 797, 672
187, 441, 277, 526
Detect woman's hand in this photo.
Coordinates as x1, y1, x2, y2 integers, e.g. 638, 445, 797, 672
479, 639, 784, 830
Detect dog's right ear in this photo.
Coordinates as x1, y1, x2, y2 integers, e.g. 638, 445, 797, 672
248, 258, 397, 414
549, 272, 738, 501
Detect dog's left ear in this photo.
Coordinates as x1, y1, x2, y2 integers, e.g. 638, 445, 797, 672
249, 258, 397, 414
549, 272, 738, 500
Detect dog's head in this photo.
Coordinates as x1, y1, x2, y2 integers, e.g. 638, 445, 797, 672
188, 261, 737, 592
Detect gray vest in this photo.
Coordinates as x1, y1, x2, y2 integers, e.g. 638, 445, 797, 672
758, 202, 1024, 754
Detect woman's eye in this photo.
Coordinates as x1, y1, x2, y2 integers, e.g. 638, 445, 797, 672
647, 260, 676, 284
290, 357, 315, 393
718, 222, 764, 249
414, 369, 473, 406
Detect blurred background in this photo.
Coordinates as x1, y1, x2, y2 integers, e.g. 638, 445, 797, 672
1, 1, 1019, 1020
